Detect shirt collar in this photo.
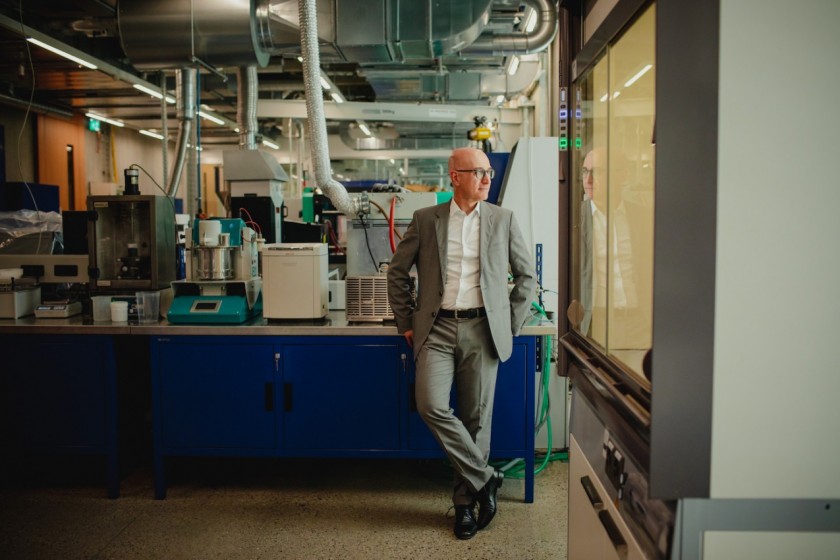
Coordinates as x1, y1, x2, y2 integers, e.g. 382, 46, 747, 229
449, 199, 480, 217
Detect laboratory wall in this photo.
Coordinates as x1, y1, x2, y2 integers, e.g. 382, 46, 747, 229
711, 0, 840, 499
36, 113, 88, 210
85, 125, 174, 198
0, 107, 36, 183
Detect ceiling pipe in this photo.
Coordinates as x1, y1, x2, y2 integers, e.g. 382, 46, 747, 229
166, 67, 196, 198
237, 65, 260, 150
0, 93, 74, 118
298, 0, 358, 217
462, 0, 558, 55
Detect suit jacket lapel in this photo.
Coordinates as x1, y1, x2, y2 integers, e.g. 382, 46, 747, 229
480, 201, 494, 266
434, 202, 449, 286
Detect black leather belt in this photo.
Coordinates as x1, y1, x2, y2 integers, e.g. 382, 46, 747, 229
438, 307, 486, 319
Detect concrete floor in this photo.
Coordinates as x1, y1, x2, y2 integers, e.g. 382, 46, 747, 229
0, 457, 568, 560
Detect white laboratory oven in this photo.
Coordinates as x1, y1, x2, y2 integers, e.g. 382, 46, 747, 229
260, 243, 328, 320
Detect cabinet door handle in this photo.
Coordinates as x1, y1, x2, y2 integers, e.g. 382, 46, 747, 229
284, 383, 293, 412
580, 476, 603, 509
264, 382, 274, 411
597, 509, 628, 558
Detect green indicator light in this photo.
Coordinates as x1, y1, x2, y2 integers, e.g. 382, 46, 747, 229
559, 138, 568, 149
88, 118, 101, 132
575, 137, 582, 149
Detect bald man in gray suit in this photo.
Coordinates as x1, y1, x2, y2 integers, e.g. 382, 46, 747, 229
387, 147, 536, 540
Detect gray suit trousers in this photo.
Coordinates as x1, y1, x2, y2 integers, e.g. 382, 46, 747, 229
416, 315, 499, 505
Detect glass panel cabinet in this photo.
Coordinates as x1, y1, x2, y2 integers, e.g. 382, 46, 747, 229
569, 4, 656, 383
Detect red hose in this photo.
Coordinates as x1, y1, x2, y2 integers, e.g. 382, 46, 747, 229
388, 196, 397, 253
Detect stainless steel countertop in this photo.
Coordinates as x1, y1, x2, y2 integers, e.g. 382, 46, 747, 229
0, 311, 557, 337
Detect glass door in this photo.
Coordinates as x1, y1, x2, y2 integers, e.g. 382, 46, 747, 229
569, 3, 656, 383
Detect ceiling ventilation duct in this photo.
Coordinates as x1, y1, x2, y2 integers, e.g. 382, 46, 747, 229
333, 0, 493, 62
462, 0, 558, 56
118, 0, 274, 69
274, 0, 555, 103
277, 0, 556, 62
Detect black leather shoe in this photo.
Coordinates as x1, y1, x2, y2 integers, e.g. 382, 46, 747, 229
476, 469, 504, 529
453, 505, 478, 540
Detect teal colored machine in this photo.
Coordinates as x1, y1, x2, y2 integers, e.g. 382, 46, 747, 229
167, 217, 262, 324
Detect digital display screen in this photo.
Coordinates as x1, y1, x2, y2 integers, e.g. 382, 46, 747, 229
192, 301, 220, 312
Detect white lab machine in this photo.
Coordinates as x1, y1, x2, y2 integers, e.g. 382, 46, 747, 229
260, 243, 328, 320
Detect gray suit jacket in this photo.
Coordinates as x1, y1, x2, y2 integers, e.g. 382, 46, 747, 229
387, 200, 536, 362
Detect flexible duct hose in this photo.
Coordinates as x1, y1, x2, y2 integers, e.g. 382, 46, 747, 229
298, 0, 357, 217
237, 65, 259, 150
166, 67, 196, 197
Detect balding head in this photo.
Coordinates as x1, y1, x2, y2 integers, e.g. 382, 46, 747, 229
448, 147, 492, 213
449, 147, 486, 172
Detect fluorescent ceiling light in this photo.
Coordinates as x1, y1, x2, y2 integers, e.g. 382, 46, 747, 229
262, 139, 279, 150
600, 93, 609, 102
525, 9, 538, 33
506, 55, 520, 76
331, 92, 344, 103
612, 91, 622, 99
85, 112, 124, 127
198, 110, 225, 125
133, 84, 175, 104
624, 64, 653, 87
27, 37, 97, 70
139, 129, 164, 140
319, 75, 332, 90
358, 123, 371, 136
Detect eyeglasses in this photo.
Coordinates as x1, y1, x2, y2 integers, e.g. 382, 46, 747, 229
582, 166, 600, 178
454, 168, 495, 180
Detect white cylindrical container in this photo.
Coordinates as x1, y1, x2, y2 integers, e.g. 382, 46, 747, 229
110, 300, 129, 322
199, 220, 222, 247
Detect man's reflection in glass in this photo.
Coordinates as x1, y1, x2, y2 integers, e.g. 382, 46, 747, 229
580, 148, 645, 351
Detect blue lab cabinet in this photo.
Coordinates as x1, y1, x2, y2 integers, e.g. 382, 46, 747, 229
0, 334, 122, 498
150, 335, 537, 500
156, 340, 278, 450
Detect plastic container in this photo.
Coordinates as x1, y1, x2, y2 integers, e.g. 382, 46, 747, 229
110, 300, 129, 323
135, 291, 160, 323
91, 295, 112, 322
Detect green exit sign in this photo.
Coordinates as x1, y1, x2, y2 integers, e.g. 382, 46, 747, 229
88, 118, 101, 132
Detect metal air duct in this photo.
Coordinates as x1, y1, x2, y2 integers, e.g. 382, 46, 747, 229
299, 0, 358, 217
237, 66, 260, 150
118, 0, 273, 69
462, 0, 558, 55
166, 67, 197, 198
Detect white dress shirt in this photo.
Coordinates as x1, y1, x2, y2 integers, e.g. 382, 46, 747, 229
441, 200, 484, 310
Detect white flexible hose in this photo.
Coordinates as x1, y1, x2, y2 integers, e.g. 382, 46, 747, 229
298, 0, 357, 217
